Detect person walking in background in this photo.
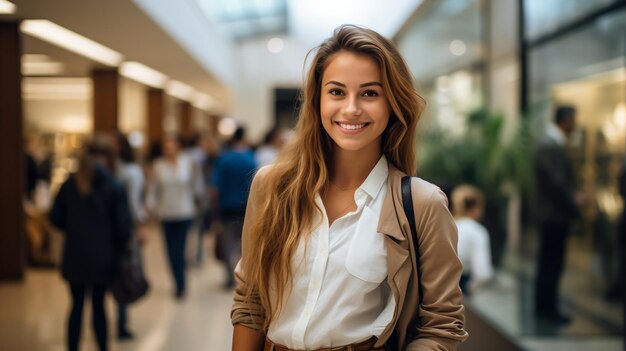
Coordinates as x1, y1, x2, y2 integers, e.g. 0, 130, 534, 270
146, 135, 204, 299
254, 127, 289, 167
111, 131, 147, 340
231, 25, 466, 351
451, 184, 493, 295
533, 106, 587, 324
23, 135, 55, 267
211, 126, 257, 288
49, 135, 132, 351
195, 134, 221, 265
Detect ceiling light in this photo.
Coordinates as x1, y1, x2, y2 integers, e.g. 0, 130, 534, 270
191, 92, 216, 111
20, 20, 124, 66
120, 61, 168, 89
22, 62, 65, 76
166, 80, 194, 101
22, 77, 92, 100
0, 1, 16, 14
218, 117, 237, 136
267, 37, 284, 53
449, 40, 466, 56
22, 54, 53, 63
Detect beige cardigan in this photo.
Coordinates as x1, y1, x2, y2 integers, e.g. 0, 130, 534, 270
231, 164, 468, 350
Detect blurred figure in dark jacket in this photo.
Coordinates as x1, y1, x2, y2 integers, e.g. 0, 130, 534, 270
50, 135, 132, 351
533, 106, 586, 324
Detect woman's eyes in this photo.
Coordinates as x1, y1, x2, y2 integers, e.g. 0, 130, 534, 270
327, 89, 380, 97
362, 90, 379, 97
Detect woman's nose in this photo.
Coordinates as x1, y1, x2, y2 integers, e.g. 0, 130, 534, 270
343, 96, 361, 116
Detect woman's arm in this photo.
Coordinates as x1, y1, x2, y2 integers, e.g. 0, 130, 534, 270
232, 324, 265, 351
407, 185, 468, 350
231, 166, 270, 349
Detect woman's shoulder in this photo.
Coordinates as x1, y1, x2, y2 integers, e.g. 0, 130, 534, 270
250, 164, 272, 189
388, 166, 445, 204
409, 177, 442, 198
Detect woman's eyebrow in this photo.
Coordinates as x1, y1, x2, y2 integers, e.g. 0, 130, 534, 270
323, 80, 382, 88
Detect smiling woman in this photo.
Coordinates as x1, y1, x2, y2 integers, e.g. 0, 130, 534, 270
231, 25, 467, 351
320, 50, 390, 155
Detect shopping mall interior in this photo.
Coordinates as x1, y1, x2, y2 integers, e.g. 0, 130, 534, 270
0, 0, 625, 350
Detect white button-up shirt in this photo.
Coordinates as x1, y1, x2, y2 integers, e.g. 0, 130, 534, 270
267, 156, 395, 349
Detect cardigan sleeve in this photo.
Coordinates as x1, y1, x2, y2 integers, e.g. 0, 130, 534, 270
407, 186, 468, 350
230, 166, 267, 330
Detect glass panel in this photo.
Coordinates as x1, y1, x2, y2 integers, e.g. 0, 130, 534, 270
524, 0, 618, 40
528, 9, 626, 116
397, 0, 483, 82
195, 0, 287, 39
525, 8, 626, 336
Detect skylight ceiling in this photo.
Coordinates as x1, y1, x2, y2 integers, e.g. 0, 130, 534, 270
196, 0, 288, 41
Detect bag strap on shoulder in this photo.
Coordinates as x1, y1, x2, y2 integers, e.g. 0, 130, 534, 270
401, 176, 422, 304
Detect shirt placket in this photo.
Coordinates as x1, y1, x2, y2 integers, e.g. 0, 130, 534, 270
291, 222, 329, 349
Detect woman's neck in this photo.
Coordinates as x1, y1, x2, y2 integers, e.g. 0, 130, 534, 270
330, 147, 382, 189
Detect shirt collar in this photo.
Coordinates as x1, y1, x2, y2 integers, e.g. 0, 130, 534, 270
547, 123, 566, 146
358, 155, 388, 201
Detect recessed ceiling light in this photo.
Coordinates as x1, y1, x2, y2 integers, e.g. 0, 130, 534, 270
120, 61, 168, 89
166, 80, 194, 101
22, 62, 65, 76
191, 92, 215, 111
267, 37, 284, 53
449, 40, 466, 56
218, 117, 237, 136
22, 54, 53, 63
0, 1, 16, 14
20, 20, 124, 66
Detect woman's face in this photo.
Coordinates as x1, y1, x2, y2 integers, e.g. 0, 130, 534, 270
320, 50, 390, 155
162, 137, 179, 158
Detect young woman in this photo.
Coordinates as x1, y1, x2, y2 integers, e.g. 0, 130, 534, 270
231, 25, 467, 351
146, 135, 204, 299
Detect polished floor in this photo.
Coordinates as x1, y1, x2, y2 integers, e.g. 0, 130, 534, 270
0, 224, 623, 351
0, 224, 234, 351
469, 231, 624, 351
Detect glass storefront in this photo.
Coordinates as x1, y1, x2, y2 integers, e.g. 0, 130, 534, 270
524, 6, 626, 336
524, 0, 621, 40
398, 0, 625, 345
396, 0, 486, 156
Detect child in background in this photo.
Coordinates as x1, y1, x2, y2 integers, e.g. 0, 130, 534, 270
452, 185, 494, 295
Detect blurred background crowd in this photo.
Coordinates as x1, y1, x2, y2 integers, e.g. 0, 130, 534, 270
0, 0, 624, 350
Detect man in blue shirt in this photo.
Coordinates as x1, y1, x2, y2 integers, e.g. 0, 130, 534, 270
211, 126, 257, 288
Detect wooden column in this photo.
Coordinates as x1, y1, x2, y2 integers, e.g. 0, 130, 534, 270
147, 88, 164, 147
92, 69, 119, 133
179, 101, 192, 138
0, 22, 25, 280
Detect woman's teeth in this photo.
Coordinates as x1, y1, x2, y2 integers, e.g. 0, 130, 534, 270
338, 123, 366, 130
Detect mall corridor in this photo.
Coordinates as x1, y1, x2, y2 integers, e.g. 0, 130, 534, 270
0, 0, 625, 350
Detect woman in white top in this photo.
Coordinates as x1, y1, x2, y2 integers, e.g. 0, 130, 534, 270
147, 135, 203, 298
231, 25, 467, 351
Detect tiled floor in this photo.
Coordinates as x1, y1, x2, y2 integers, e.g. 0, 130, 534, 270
0, 224, 623, 351
0, 224, 234, 351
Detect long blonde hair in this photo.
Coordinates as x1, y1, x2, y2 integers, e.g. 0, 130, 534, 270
242, 24, 425, 329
